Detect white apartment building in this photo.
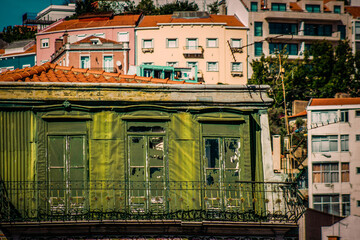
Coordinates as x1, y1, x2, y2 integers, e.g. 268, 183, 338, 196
307, 98, 360, 217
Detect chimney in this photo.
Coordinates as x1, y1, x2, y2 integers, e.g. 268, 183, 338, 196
63, 31, 69, 45
55, 39, 63, 52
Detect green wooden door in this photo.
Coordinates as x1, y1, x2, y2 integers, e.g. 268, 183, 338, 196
48, 135, 87, 213
127, 122, 167, 213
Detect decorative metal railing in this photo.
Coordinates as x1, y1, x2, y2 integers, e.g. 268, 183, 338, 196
0, 181, 305, 223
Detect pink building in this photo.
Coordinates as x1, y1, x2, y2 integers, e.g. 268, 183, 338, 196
36, 13, 141, 67
51, 35, 129, 74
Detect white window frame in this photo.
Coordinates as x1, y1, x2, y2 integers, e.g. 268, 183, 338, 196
312, 135, 338, 152
80, 55, 90, 69
340, 135, 349, 152
186, 38, 198, 50
142, 39, 153, 49
356, 134, 360, 141
117, 32, 129, 42
166, 38, 178, 48
187, 61, 198, 68
231, 62, 243, 72
230, 38, 242, 48
94, 33, 105, 38
207, 62, 218, 72
22, 64, 31, 69
166, 62, 178, 67
41, 38, 49, 48
206, 38, 218, 48
103, 55, 114, 72
77, 34, 87, 41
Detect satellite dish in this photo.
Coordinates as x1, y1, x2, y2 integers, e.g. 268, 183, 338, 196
116, 61, 122, 68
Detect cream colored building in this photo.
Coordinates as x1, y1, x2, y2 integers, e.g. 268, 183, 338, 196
135, 12, 248, 84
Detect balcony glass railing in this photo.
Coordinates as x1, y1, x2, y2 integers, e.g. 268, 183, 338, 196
0, 181, 305, 223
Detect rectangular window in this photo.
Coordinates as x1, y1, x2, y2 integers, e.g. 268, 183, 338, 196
313, 163, 339, 183
272, 3, 286, 11
166, 38, 178, 48
118, 32, 129, 42
186, 38, 198, 50
341, 163, 349, 182
312, 111, 337, 124
231, 39, 242, 48
231, 62, 242, 72
304, 24, 332, 36
306, 4, 321, 13
94, 33, 105, 38
22, 64, 31, 68
334, 5, 341, 14
341, 135, 349, 152
269, 43, 298, 55
207, 62, 218, 72
143, 39, 153, 49
142, 62, 153, 65
187, 61, 198, 68
80, 56, 90, 69
342, 194, 350, 216
356, 110, 360, 117
166, 62, 178, 67
356, 135, 360, 141
313, 195, 340, 215
356, 22, 360, 40
103, 55, 113, 72
357, 167, 360, 174
269, 23, 298, 35
41, 38, 49, 48
77, 34, 87, 41
207, 38, 218, 48
254, 22, 263, 36
254, 42, 263, 56
251, 2, 258, 12
312, 135, 338, 152
357, 200, 360, 207
338, 25, 346, 40
340, 110, 349, 122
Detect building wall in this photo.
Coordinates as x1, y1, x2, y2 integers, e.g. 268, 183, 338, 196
36, 27, 136, 66
136, 24, 248, 84
227, 0, 351, 77
321, 215, 360, 240
0, 54, 36, 72
52, 50, 127, 74
307, 105, 360, 217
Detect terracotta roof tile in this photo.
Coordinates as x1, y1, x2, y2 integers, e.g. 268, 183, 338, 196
345, 6, 360, 18
44, 14, 141, 33
138, 14, 245, 28
0, 63, 201, 85
310, 98, 360, 106
288, 110, 307, 119
1, 45, 36, 58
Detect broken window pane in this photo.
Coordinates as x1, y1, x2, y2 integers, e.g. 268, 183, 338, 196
149, 137, 164, 167
205, 138, 219, 168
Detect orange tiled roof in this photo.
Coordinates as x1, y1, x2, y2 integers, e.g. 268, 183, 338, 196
43, 14, 141, 33
310, 98, 360, 106
288, 110, 307, 119
345, 6, 360, 18
1, 45, 36, 57
0, 49, 5, 55
0, 63, 200, 85
73, 36, 120, 45
137, 14, 245, 28
289, 2, 303, 12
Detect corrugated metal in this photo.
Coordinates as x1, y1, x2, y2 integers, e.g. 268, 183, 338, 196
0, 111, 33, 182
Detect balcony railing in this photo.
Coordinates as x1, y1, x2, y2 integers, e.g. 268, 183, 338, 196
0, 181, 305, 223
183, 46, 204, 58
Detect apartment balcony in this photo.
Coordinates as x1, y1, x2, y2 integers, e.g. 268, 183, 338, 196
22, 12, 55, 25
261, 11, 344, 22
266, 31, 343, 42
183, 46, 204, 58
0, 180, 304, 238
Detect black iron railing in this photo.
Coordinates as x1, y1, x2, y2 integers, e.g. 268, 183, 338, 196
0, 181, 305, 223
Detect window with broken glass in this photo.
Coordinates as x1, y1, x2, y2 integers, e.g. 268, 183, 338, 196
47, 121, 88, 213
127, 121, 167, 213
202, 123, 242, 210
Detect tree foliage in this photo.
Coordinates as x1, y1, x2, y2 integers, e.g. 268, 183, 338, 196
250, 40, 360, 110
207, 1, 219, 14
1, 26, 36, 43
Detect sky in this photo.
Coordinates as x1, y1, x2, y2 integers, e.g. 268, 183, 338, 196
0, 0, 66, 31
